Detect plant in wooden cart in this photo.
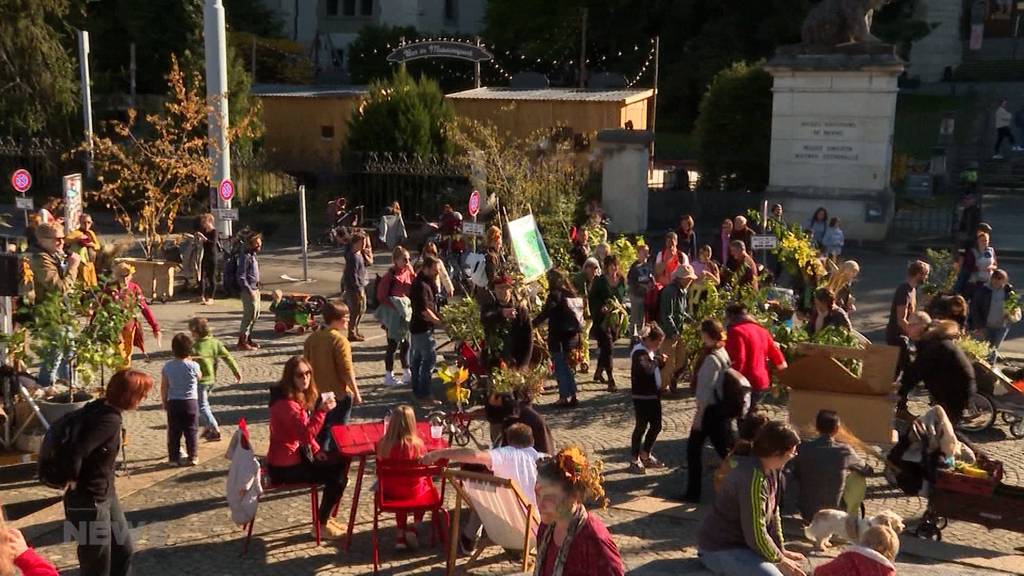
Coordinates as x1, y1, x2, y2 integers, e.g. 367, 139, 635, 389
440, 296, 484, 345
81, 55, 258, 259
957, 336, 994, 364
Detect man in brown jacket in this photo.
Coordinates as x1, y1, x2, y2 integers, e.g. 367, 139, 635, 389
32, 222, 80, 302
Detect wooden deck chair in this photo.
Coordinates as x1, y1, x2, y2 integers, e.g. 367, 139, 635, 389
443, 469, 541, 576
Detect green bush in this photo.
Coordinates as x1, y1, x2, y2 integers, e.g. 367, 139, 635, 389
695, 61, 773, 192
346, 68, 455, 157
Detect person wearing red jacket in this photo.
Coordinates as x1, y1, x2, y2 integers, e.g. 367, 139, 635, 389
2, 526, 58, 576
266, 356, 347, 541
725, 303, 787, 409
813, 525, 898, 576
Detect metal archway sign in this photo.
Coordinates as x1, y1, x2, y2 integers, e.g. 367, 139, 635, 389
386, 40, 494, 63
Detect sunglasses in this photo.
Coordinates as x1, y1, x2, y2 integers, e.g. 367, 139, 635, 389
295, 369, 312, 378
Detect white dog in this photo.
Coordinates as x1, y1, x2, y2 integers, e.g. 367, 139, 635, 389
804, 509, 905, 550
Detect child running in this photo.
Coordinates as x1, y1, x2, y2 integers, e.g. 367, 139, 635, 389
629, 323, 668, 474
161, 333, 202, 466
377, 405, 432, 550
189, 317, 242, 442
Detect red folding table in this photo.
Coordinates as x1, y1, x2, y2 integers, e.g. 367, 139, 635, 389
332, 421, 448, 551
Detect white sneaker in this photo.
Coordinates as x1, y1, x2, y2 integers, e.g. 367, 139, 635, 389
384, 372, 397, 387
402, 368, 412, 385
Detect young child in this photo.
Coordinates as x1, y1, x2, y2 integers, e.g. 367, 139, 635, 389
813, 525, 898, 576
377, 405, 432, 550
822, 217, 845, 261
189, 317, 241, 442
629, 323, 668, 474
161, 333, 202, 466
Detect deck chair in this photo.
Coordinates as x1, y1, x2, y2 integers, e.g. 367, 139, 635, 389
443, 469, 541, 576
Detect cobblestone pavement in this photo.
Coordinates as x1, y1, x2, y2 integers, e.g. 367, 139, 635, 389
3, 248, 1023, 575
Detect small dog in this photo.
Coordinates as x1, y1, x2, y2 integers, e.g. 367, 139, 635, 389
805, 509, 905, 550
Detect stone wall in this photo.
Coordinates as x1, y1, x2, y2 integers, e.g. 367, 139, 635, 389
908, 0, 964, 81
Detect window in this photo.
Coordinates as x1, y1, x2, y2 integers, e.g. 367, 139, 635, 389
444, 0, 457, 22
326, 0, 339, 16
321, 125, 335, 140
360, 0, 373, 15
343, 0, 355, 16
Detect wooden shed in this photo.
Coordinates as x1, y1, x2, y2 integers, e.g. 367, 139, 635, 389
445, 87, 654, 145
252, 84, 367, 174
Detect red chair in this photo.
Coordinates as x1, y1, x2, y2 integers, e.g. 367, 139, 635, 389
372, 460, 450, 574
242, 463, 338, 553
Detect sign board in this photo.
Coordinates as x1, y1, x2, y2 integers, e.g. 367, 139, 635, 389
63, 173, 83, 230
218, 178, 235, 202
507, 214, 552, 282
10, 169, 31, 193
15, 197, 34, 211
386, 41, 494, 63
468, 190, 481, 217
462, 221, 485, 237
215, 208, 239, 222
751, 234, 778, 250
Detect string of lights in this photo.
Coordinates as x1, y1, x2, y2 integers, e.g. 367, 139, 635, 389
625, 39, 657, 88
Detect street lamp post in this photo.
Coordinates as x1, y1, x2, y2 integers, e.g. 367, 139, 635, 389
204, 0, 232, 237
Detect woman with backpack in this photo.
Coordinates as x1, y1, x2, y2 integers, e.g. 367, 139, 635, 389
683, 319, 746, 503
533, 269, 583, 408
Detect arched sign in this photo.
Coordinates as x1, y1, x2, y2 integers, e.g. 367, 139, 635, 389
386, 41, 494, 64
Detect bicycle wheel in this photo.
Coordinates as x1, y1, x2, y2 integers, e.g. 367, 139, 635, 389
958, 393, 996, 433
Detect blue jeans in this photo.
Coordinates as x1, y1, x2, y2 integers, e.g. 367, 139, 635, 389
985, 326, 1010, 363
317, 393, 354, 452
409, 331, 436, 400
551, 350, 577, 399
699, 548, 783, 576
197, 385, 218, 430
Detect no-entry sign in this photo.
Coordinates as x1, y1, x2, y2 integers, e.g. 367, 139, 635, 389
218, 179, 235, 202
468, 190, 480, 217
10, 169, 31, 193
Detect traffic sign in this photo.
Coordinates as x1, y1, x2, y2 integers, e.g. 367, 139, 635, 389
218, 179, 235, 202
15, 197, 34, 210
215, 208, 239, 221
751, 234, 778, 250
462, 222, 486, 237
468, 190, 481, 217
10, 169, 31, 193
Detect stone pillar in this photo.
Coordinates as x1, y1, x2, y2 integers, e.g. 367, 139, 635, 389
765, 45, 904, 242
596, 129, 653, 234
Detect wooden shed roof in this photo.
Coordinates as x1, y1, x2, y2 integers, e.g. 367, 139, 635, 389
446, 87, 654, 105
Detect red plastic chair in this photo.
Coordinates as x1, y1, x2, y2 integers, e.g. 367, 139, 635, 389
372, 460, 450, 574
242, 463, 340, 553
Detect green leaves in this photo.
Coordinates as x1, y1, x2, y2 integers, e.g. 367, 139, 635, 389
440, 296, 484, 345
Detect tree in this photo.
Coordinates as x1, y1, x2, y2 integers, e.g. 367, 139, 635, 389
694, 61, 773, 191
230, 31, 315, 85
84, 56, 257, 258
346, 68, 455, 156
0, 0, 79, 136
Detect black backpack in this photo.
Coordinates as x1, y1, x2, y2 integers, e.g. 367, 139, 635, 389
222, 252, 241, 296
716, 368, 752, 419
38, 399, 105, 489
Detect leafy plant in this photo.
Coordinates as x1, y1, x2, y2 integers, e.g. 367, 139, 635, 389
490, 364, 548, 401
922, 248, 956, 297
440, 296, 484, 344
609, 235, 644, 268
957, 336, 993, 363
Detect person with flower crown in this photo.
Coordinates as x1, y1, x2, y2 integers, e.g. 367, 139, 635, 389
533, 447, 624, 576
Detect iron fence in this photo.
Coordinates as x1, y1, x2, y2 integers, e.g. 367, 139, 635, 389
335, 151, 472, 219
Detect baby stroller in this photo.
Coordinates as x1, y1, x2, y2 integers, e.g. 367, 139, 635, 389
269, 290, 327, 334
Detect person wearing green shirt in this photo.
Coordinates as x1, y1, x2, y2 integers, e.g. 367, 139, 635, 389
189, 317, 242, 442
589, 255, 627, 392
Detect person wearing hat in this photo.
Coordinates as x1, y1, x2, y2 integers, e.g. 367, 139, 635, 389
110, 262, 161, 366
658, 263, 697, 392
480, 274, 532, 370
31, 222, 80, 302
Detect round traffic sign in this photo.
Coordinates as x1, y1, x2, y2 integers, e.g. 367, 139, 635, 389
10, 169, 31, 193
468, 190, 481, 217
218, 179, 235, 202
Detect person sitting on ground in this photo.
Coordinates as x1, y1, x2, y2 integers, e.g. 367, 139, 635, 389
267, 356, 348, 540
421, 423, 545, 555
896, 314, 976, 427
714, 411, 770, 496
699, 421, 807, 576
806, 288, 852, 337
0, 520, 58, 576
789, 410, 872, 523
161, 333, 201, 467
812, 525, 898, 576
377, 405, 432, 551
189, 317, 242, 443
533, 448, 625, 576
629, 323, 668, 474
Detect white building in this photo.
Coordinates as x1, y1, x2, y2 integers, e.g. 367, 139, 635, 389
259, 0, 486, 78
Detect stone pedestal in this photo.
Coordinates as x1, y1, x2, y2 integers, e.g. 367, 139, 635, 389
596, 129, 653, 234
765, 45, 904, 242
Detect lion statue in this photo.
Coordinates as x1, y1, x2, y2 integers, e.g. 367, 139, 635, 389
801, 0, 893, 46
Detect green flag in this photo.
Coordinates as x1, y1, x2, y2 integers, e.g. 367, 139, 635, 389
507, 214, 552, 282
